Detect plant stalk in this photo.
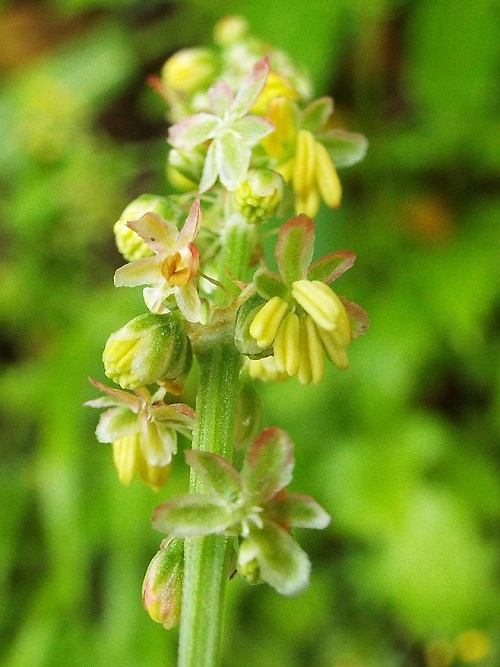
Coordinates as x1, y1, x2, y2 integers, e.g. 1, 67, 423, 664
177, 334, 241, 667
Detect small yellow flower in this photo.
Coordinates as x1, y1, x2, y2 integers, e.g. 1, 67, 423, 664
261, 96, 364, 216
249, 282, 353, 385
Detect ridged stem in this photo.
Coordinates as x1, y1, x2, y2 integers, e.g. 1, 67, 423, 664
177, 332, 241, 667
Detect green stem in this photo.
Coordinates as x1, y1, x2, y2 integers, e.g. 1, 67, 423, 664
178, 332, 241, 667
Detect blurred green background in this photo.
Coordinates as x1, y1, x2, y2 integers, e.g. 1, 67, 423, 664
0, 0, 498, 665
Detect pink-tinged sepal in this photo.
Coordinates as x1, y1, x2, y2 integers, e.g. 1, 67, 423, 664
241, 427, 294, 505
185, 450, 242, 502
177, 199, 201, 247
307, 251, 356, 284
231, 56, 271, 117
340, 297, 370, 339
208, 80, 234, 116
128, 212, 177, 254
275, 214, 315, 285
168, 112, 219, 150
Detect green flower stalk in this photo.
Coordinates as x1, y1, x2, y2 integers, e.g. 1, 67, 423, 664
86, 16, 369, 667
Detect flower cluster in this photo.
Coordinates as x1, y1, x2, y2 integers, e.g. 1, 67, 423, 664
86, 15, 370, 626
236, 214, 369, 384
152, 428, 330, 595
85, 379, 195, 491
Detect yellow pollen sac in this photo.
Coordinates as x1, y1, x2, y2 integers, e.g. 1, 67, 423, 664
113, 435, 141, 486
297, 317, 312, 385
247, 357, 289, 383
314, 141, 342, 208
274, 311, 300, 376
293, 130, 316, 197
161, 252, 191, 287
304, 317, 325, 384
316, 322, 351, 370
291, 280, 341, 331
249, 296, 289, 348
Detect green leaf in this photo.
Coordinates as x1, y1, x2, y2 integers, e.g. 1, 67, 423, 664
241, 428, 294, 504
266, 492, 331, 529
275, 215, 315, 284
185, 450, 242, 502
240, 522, 311, 596
320, 129, 368, 168
152, 494, 234, 537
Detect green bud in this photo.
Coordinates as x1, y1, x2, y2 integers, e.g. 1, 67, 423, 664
102, 312, 192, 391
234, 294, 273, 359
167, 148, 205, 193
114, 195, 180, 261
213, 16, 249, 45
142, 537, 184, 629
162, 47, 216, 94
234, 168, 284, 224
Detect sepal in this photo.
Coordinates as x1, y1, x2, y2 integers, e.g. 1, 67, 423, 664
241, 427, 294, 505
235, 293, 274, 359
152, 494, 234, 537
319, 129, 369, 168
275, 214, 315, 285
238, 522, 311, 596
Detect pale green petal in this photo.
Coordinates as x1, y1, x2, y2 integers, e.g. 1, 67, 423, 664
231, 56, 270, 116
168, 113, 220, 149
199, 140, 219, 193
232, 116, 273, 146
216, 130, 251, 191
176, 282, 202, 323
114, 256, 162, 288
96, 407, 139, 444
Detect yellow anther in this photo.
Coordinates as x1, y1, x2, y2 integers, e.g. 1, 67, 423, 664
274, 311, 300, 376
305, 316, 325, 385
316, 325, 350, 370
297, 317, 312, 385
293, 130, 316, 196
291, 280, 341, 331
249, 296, 289, 348
113, 435, 141, 486
315, 141, 342, 208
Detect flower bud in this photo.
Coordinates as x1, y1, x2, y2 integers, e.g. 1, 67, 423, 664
102, 312, 192, 391
142, 537, 184, 629
162, 47, 216, 94
114, 195, 179, 261
213, 16, 249, 45
235, 294, 274, 359
167, 148, 205, 193
234, 168, 284, 224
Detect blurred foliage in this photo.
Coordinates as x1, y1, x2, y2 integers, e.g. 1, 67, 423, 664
0, 0, 499, 666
